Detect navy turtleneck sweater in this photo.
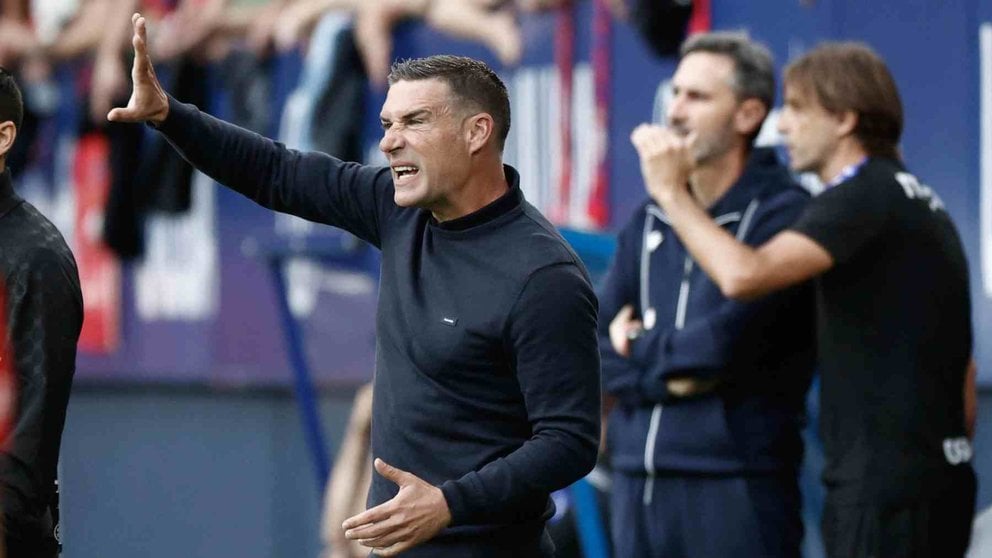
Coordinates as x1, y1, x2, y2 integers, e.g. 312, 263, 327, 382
158, 98, 601, 554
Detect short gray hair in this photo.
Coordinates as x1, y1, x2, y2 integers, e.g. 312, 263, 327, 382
680, 31, 776, 112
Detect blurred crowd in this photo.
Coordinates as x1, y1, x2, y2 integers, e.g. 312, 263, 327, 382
0, 0, 584, 108
0, 0, 645, 261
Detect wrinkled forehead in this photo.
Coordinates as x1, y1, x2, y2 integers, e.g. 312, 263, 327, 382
380, 78, 457, 119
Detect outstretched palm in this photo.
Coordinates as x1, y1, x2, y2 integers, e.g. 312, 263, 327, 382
107, 13, 170, 125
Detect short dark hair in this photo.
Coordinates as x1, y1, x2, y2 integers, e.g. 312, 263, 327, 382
784, 42, 903, 160
388, 55, 511, 152
680, 31, 776, 114
0, 67, 23, 133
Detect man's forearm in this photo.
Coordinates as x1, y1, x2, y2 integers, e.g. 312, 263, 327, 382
656, 188, 767, 299
439, 426, 598, 527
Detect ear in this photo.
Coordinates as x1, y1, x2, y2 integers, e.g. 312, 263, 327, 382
0, 121, 16, 161
835, 109, 858, 138
465, 113, 494, 155
733, 98, 767, 139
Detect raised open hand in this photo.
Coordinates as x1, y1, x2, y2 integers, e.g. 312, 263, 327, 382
107, 13, 170, 126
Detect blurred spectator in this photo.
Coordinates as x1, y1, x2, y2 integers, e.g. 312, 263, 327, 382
269, 0, 356, 53
93, 0, 229, 259
361, 0, 580, 88
1, 0, 115, 172
268, 0, 566, 89
4, 0, 576, 260
626, 0, 694, 57
320, 383, 373, 558
0, 0, 33, 69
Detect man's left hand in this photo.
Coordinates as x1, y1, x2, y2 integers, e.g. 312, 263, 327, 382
666, 377, 721, 398
609, 304, 642, 357
342, 458, 452, 556
630, 124, 695, 205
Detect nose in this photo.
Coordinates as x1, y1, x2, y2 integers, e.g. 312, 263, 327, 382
666, 94, 686, 127
379, 127, 403, 154
776, 110, 790, 136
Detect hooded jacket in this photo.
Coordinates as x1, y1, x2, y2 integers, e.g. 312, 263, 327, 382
600, 148, 816, 476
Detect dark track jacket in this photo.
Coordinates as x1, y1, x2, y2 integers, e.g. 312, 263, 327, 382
600, 148, 816, 476
0, 169, 82, 550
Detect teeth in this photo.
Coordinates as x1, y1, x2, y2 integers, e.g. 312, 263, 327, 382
393, 166, 417, 173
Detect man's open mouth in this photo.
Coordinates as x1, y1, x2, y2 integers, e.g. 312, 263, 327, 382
393, 165, 420, 179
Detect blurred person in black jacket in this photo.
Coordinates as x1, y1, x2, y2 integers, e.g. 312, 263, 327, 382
0, 68, 83, 558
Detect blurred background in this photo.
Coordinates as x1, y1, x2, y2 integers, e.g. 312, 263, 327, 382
1, 0, 990, 556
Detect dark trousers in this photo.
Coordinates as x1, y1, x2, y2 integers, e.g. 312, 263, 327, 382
822, 469, 976, 558
610, 472, 802, 558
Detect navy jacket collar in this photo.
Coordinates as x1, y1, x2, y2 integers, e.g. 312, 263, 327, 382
706, 148, 793, 217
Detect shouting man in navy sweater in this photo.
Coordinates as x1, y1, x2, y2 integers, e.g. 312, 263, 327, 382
109, 13, 601, 558
600, 32, 816, 558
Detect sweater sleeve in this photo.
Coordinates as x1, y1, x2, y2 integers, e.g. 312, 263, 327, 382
596, 221, 647, 406
631, 189, 812, 400
440, 263, 601, 526
157, 96, 392, 247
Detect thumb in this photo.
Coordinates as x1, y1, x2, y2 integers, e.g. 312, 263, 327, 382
618, 304, 634, 320
630, 124, 650, 151
106, 107, 127, 122
374, 458, 407, 485
107, 107, 144, 124
683, 131, 699, 157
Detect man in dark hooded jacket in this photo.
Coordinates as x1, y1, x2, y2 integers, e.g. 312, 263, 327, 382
600, 32, 815, 558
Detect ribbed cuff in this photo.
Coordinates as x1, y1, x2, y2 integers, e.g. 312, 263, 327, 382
153, 95, 194, 134
439, 477, 477, 527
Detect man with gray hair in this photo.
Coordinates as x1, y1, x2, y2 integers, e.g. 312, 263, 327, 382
600, 31, 815, 557
109, 12, 601, 558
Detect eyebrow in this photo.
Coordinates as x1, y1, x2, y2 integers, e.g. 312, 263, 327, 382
380, 108, 433, 124
672, 84, 712, 97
